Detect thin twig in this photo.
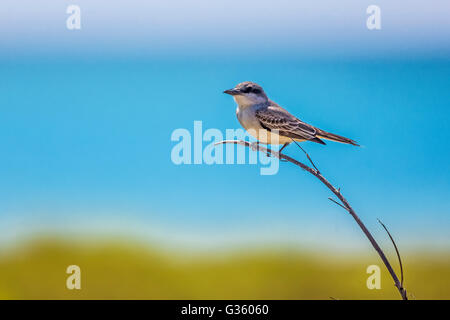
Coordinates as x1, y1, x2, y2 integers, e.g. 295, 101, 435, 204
215, 140, 408, 300
328, 197, 347, 210
377, 219, 405, 290
291, 139, 320, 173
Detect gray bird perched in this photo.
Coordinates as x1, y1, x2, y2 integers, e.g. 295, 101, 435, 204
224, 81, 359, 154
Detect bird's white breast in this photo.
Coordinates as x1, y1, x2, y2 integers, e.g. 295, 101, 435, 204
236, 105, 261, 132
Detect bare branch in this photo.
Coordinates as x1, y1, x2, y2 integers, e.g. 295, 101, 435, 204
215, 140, 408, 300
377, 219, 406, 290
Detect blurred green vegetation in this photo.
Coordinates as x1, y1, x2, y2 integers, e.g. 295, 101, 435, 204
0, 237, 449, 299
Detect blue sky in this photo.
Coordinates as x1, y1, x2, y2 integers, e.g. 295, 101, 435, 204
0, 1, 449, 252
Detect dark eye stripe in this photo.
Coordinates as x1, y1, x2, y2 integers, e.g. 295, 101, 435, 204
252, 88, 261, 94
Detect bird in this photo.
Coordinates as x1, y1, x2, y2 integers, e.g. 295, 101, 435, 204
224, 81, 359, 154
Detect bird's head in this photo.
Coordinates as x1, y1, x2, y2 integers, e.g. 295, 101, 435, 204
224, 81, 268, 106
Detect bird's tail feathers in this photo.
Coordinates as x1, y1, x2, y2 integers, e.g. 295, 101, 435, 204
316, 130, 359, 146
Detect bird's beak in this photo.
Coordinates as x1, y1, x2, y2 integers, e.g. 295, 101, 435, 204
223, 88, 240, 96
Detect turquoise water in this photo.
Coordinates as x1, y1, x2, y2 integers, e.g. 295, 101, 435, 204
0, 57, 449, 250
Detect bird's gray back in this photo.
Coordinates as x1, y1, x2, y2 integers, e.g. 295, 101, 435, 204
255, 101, 319, 140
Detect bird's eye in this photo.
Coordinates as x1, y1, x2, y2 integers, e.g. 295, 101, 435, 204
252, 88, 261, 94
242, 87, 251, 93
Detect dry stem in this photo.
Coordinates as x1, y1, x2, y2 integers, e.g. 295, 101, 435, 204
215, 140, 408, 300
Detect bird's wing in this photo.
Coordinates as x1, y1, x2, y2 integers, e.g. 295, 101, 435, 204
255, 105, 325, 144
